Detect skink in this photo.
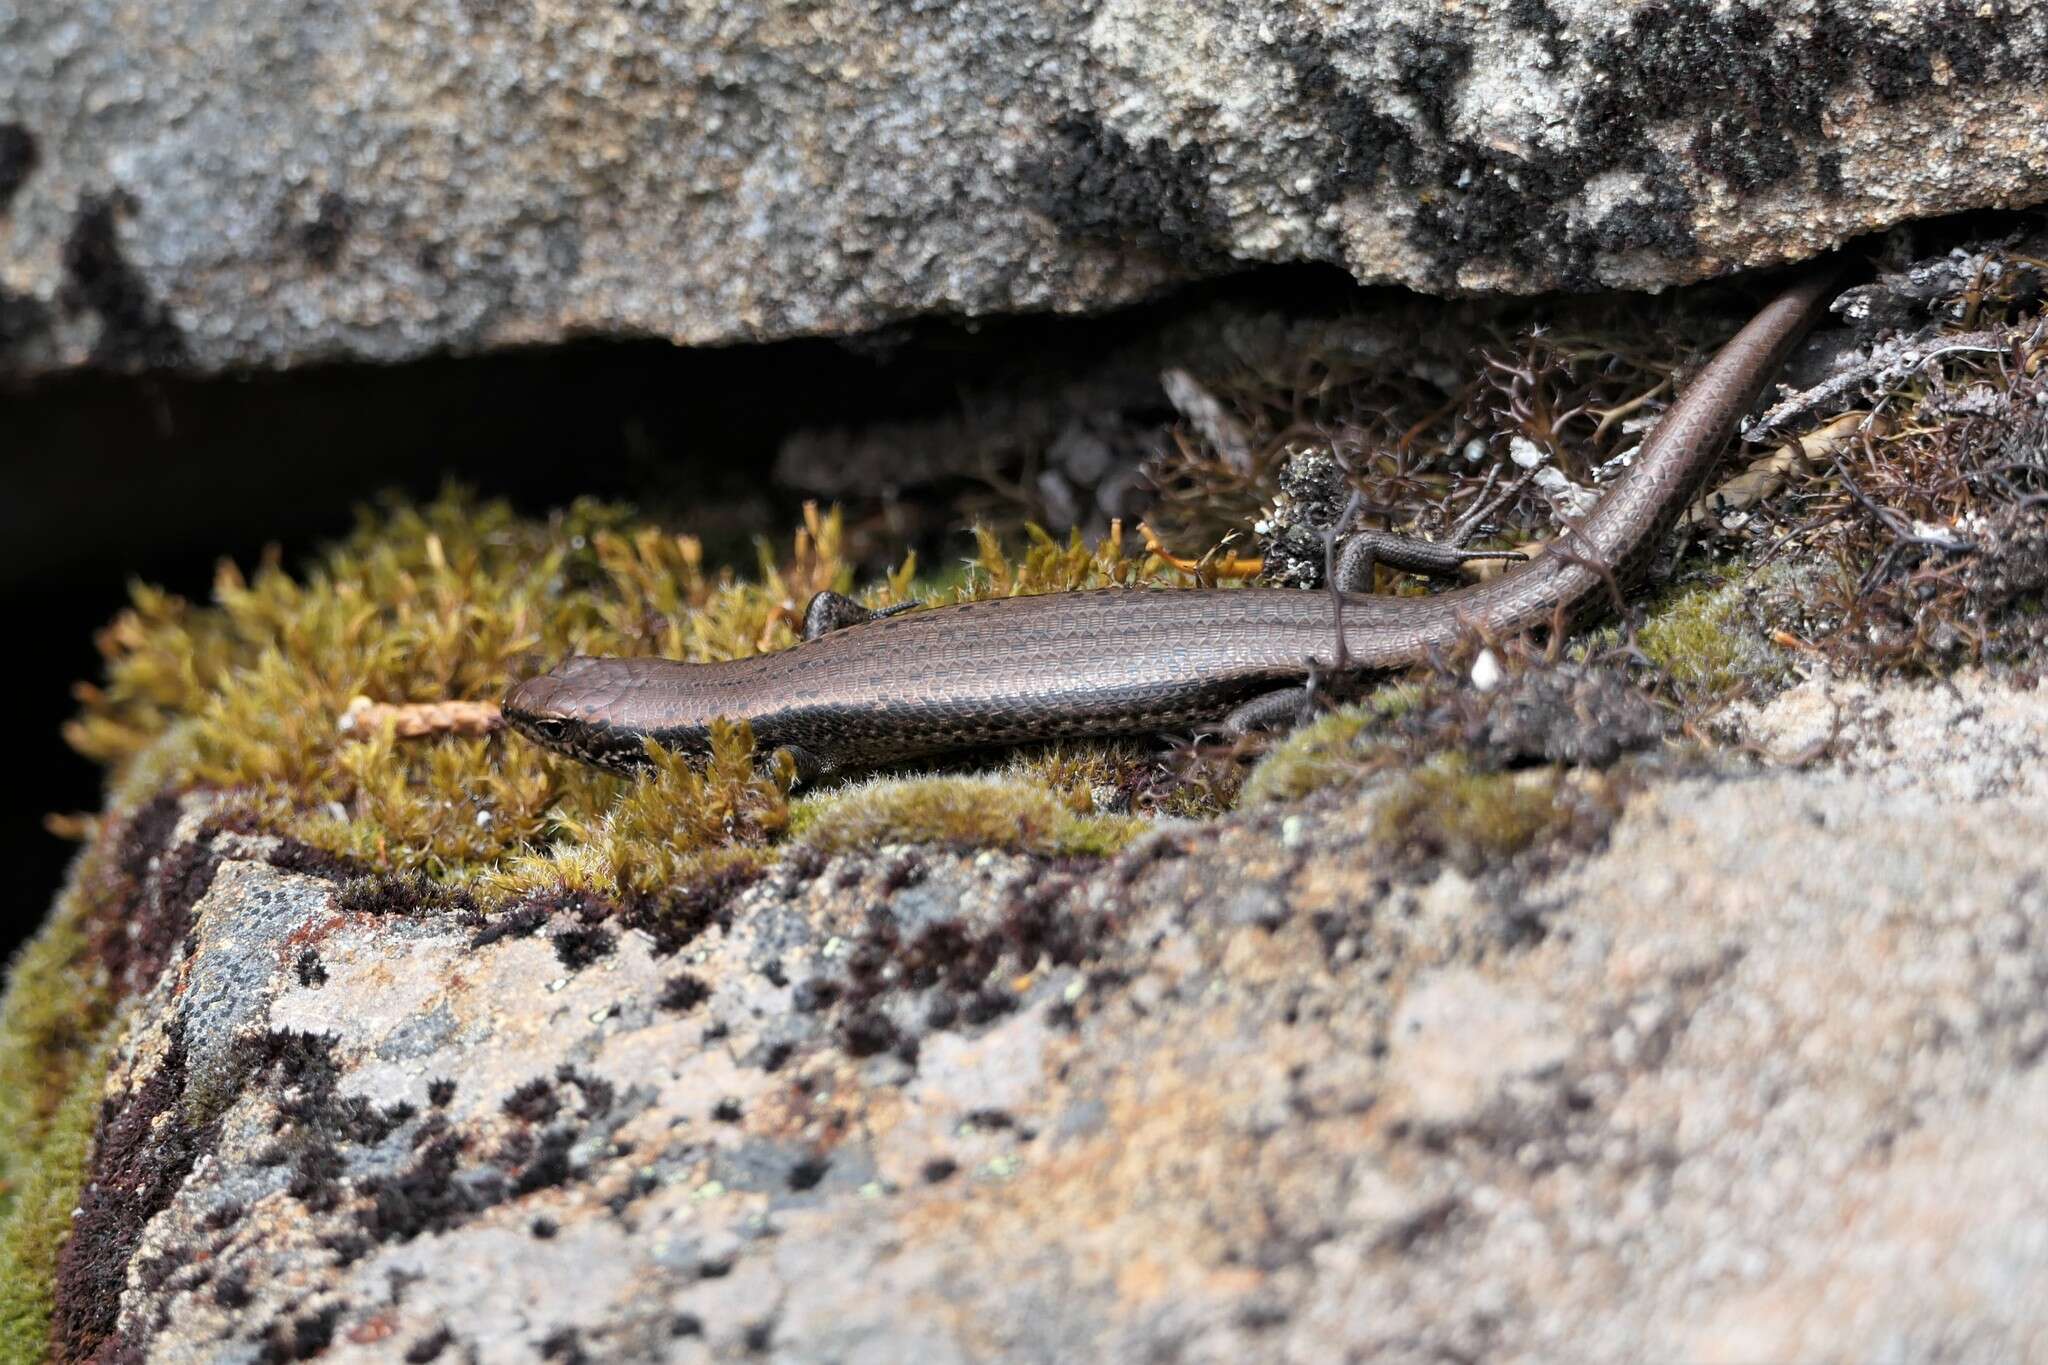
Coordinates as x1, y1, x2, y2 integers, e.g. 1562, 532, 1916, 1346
506, 267, 1839, 776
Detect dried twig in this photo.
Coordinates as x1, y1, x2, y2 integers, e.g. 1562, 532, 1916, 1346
339, 697, 504, 741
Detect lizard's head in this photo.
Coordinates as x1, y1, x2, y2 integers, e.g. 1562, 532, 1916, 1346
502, 657, 668, 772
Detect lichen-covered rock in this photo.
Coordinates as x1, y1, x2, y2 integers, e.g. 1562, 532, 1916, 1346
3, 1, 2045, 373
31, 671, 2048, 1362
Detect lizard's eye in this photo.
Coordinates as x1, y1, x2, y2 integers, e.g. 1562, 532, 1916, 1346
528, 717, 572, 743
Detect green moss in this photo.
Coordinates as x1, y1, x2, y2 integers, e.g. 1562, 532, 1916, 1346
1237, 683, 1423, 806
0, 834, 129, 1358
1632, 564, 1766, 695
481, 723, 792, 898
0, 1037, 107, 1360
1000, 740, 1240, 820
792, 776, 1147, 859
1244, 704, 1620, 873
1368, 756, 1589, 874
68, 499, 842, 879
0, 905, 105, 1186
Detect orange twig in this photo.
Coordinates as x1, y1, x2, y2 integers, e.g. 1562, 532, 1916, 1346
1136, 521, 1265, 578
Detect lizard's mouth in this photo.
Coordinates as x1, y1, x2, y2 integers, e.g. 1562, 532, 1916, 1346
502, 661, 681, 772
502, 706, 649, 772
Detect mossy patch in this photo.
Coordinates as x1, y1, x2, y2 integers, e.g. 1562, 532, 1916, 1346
0, 1032, 110, 1360
1632, 563, 1767, 695
792, 776, 1147, 859
1237, 639, 1676, 812
64, 495, 851, 891
1237, 683, 1423, 806
1000, 740, 1241, 820
1368, 756, 1617, 877
0, 868, 111, 1186
0, 828, 134, 1356
1252, 717, 1625, 877
477, 723, 792, 900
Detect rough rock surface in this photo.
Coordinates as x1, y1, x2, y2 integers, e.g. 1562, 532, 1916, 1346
4, 1, 2047, 372
47, 670, 2048, 1362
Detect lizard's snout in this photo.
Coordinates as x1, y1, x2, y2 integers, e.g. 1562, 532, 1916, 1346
501, 672, 566, 720
503, 656, 607, 720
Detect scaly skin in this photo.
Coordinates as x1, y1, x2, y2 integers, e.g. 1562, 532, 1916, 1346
505, 267, 1839, 775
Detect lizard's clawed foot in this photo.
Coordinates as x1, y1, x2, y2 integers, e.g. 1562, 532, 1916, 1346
801, 591, 923, 642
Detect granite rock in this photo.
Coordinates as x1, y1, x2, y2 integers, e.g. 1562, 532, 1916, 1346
3, 1, 2046, 372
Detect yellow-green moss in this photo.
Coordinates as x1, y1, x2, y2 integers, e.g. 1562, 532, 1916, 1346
479, 723, 792, 899
1368, 756, 1588, 873
1632, 564, 1761, 694
1242, 705, 1617, 872
0, 900, 105, 1185
1237, 683, 1423, 806
0, 1035, 108, 1360
65, 494, 842, 887
0, 836, 128, 1358
792, 776, 1147, 859
1000, 740, 1240, 821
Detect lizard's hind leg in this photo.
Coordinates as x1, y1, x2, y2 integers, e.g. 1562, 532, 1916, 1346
1333, 531, 1524, 592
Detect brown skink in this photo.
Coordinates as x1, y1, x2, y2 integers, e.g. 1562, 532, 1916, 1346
506, 267, 1839, 776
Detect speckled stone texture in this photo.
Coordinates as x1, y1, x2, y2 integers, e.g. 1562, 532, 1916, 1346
3, 1, 2046, 373
44, 670, 2048, 1363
